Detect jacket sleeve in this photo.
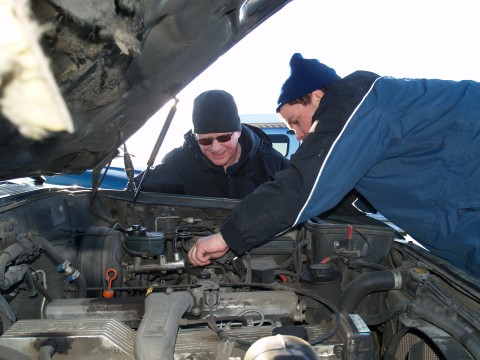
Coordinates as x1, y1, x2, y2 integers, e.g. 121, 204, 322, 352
268, 147, 290, 174
278, 151, 291, 171
221, 74, 385, 255
221, 132, 349, 254
134, 148, 187, 194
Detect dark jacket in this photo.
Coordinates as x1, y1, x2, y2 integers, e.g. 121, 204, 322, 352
221, 71, 480, 276
135, 124, 289, 199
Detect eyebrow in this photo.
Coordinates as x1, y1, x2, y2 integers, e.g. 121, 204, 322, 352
196, 132, 232, 139
286, 118, 297, 127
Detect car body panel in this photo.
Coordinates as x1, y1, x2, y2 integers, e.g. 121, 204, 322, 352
242, 114, 300, 158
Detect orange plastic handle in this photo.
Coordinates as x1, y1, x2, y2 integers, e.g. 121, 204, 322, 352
105, 268, 118, 289
103, 268, 118, 298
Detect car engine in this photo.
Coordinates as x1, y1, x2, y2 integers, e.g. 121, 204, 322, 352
0, 186, 479, 359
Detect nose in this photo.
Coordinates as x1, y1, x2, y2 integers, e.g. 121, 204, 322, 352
210, 139, 223, 151
295, 131, 304, 141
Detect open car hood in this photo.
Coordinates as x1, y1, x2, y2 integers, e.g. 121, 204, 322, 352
0, 0, 290, 181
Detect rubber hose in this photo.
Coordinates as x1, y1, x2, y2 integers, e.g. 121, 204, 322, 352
360, 301, 408, 326
31, 236, 64, 265
0, 295, 15, 324
341, 270, 402, 313
0, 243, 27, 289
73, 273, 88, 298
353, 260, 387, 271
33, 236, 87, 298
38, 340, 56, 360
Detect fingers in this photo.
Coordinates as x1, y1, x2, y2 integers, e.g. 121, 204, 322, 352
187, 233, 229, 267
188, 244, 211, 267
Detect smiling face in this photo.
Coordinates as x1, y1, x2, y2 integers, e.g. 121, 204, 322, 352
278, 90, 324, 141
195, 131, 242, 171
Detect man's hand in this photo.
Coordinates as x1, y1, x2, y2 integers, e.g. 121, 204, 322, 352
188, 233, 229, 267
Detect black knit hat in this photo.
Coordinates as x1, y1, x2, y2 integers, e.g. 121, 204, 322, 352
192, 90, 241, 134
276, 53, 341, 112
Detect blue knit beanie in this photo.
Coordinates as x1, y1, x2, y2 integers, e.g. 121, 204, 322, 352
276, 53, 341, 112
192, 90, 241, 134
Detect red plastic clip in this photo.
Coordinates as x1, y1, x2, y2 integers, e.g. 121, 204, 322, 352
102, 268, 118, 298
346, 224, 353, 240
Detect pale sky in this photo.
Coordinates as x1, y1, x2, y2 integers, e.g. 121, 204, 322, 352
127, 0, 479, 166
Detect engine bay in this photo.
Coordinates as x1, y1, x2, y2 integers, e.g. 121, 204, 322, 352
0, 186, 479, 359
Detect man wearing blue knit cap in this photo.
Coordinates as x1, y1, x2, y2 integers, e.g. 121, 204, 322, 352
188, 53, 480, 278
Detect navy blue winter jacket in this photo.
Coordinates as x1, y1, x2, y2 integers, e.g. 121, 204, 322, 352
221, 71, 480, 276
135, 124, 289, 199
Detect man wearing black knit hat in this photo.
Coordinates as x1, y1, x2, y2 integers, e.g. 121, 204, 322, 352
135, 89, 289, 199
188, 53, 480, 278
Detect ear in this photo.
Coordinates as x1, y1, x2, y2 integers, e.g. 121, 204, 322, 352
311, 89, 325, 101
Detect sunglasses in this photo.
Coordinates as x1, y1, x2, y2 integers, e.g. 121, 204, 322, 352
195, 132, 235, 146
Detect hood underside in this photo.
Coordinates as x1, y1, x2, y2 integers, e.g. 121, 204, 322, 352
0, 0, 290, 181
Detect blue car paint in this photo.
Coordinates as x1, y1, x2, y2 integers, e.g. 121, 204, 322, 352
44, 167, 141, 190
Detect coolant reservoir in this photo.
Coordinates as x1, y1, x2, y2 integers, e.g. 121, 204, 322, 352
124, 225, 166, 256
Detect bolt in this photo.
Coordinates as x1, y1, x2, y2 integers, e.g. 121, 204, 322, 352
191, 307, 200, 316
333, 345, 344, 357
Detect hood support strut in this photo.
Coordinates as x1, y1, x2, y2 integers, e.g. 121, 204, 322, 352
132, 98, 179, 205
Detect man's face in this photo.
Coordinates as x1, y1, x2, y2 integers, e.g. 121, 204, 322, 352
278, 91, 323, 141
195, 131, 241, 169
